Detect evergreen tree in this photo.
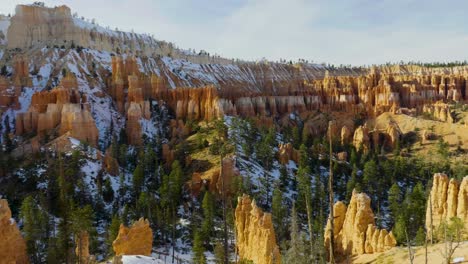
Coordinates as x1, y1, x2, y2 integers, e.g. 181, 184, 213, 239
283, 204, 309, 264
192, 229, 207, 264
20, 196, 49, 263
362, 159, 378, 200
107, 215, 121, 255
201, 191, 215, 241
132, 164, 145, 198
271, 186, 287, 242
70, 204, 94, 263
213, 242, 225, 264
388, 183, 401, 222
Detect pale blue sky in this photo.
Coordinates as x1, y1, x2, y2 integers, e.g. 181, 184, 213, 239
1, 0, 468, 65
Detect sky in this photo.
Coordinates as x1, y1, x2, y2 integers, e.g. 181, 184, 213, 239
1, 0, 468, 66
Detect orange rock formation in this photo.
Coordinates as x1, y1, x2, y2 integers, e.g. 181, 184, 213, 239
112, 218, 153, 256
0, 199, 29, 264
278, 143, 299, 165
426, 173, 468, 239
235, 194, 281, 264
325, 190, 396, 257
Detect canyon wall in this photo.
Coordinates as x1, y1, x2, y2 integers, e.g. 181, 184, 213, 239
325, 190, 396, 257
426, 173, 468, 239
235, 194, 281, 264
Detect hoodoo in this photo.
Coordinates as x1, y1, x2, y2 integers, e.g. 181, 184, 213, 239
426, 173, 468, 239
325, 190, 396, 257
0, 199, 29, 264
235, 194, 281, 264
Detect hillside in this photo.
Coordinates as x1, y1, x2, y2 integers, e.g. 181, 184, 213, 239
0, 3, 467, 264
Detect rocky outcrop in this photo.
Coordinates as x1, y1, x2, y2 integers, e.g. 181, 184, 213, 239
385, 122, 402, 149
325, 190, 396, 256
189, 157, 240, 196
112, 218, 153, 256
59, 104, 99, 146
426, 173, 468, 239
353, 125, 371, 153
7, 4, 159, 56
277, 143, 299, 165
0, 199, 29, 264
104, 148, 119, 176
341, 125, 353, 146
422, 101, 454, 123
235, 194, 281, 264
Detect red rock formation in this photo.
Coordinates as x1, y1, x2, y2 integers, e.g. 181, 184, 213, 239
426, 173, 468, 239
325, 190, 396, 257
162, 144, 175, 167
160, 86, 222, 121
0, 76, 21, 110
0, 199, 29, 264
126, 102, 143, 145
235, 194, 281, 264
112, 218, 153, 256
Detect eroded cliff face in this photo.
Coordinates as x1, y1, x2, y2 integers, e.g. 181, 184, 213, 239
15, 74, 99, 146
7, 4, 159, 56
235, 194, 281, 264
0, 199, 29, 264
3, 3, 468, 152
426, 173, 468, 239
324, 190, 396, 257
112, 218, 153, 256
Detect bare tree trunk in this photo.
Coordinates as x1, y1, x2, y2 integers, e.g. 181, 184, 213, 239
405, 229, 414, 264
328, 121, 335, 264
429, 191, 433, 245
424, 229, 428, 264
172, 205, 175, 264
305, 197, 314, 260
221, 152, 229, 264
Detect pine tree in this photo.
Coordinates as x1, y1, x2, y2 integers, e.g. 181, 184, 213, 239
362, 159, 378, 200
213, 242, 225, 264
107, 215, 121, 255
70, 204, 94, 263
132, 164, 145, 198
192, 229, 207, 264
271, 186, 287, 242
283, 204, 309, 264
279, 165, 289, 191
20, 196, 49, 262
388, 183, 401, 222
201, 191, 214, 241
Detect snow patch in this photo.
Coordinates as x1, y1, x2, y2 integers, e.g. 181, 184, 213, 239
121, 255, 164, 264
